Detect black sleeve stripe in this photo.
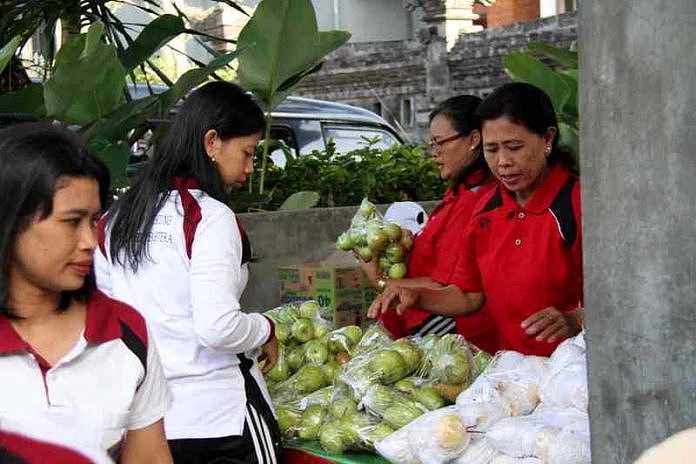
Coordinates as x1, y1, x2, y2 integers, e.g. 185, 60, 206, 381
481, 187, 503, 213
119, 320, 147, 372
548, 176, 578, 247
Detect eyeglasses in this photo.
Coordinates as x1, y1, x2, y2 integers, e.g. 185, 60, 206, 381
428, 133, 463, 151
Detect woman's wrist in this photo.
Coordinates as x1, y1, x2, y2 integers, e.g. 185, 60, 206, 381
376, 278, 389, 293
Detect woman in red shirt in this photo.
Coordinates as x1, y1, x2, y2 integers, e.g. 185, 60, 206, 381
371, 83, 583, 356
363, 95, 498, 353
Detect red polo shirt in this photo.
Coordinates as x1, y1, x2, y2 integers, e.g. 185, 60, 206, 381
450, 165, 583, 356
380, 169, 499, 353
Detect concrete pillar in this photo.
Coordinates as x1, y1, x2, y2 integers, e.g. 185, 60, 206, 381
580, 1, 696, 462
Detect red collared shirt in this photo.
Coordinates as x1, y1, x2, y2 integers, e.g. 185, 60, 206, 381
0, 290, 171, 452
450, 165, 583, 356
380, 169, 499, 353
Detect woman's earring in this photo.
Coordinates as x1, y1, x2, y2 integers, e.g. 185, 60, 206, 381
211, 155, 217, 164
545, 145, 551, 155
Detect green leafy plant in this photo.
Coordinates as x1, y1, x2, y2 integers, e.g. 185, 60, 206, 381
236, 0, 351, 195
0, 19, 241, 187
230, 141, 445, 212
503, 42, 579, 159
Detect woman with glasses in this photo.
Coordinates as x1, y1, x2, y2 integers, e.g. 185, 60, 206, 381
370, 83, 583, 356
363, 95, 499, 353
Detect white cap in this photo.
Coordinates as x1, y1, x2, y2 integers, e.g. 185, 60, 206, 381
383, 201, 428, 234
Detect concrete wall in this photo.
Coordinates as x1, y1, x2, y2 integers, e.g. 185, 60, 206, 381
237, 202, 437, 311
580, 1, 696, 462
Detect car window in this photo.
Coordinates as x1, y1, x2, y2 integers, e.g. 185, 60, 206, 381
321, 124, 399, 154
268, 126, 298, 168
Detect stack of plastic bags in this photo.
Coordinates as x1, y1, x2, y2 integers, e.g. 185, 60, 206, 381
375, 332, 591, 464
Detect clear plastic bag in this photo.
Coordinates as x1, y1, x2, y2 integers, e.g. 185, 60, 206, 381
335, 198, 412, 279
549, 336, 586, 372
487, 408, 586, 458
361, 384, 428, 429
539, 361, 588, 411
534, 411, 590, 463
418, 334, 475, 386
374, 426, 421, 464
408, 406, 472, 464
456, 377, 513, 431
451, 437, 501, 464
491, 457, 542, 464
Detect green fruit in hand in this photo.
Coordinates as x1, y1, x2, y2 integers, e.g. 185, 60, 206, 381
385, 243, 405, 263
322, 360, 341, 383
379, 256, 392, 272
359, 200, 376, 219
383, 222, 403, 241
394, 378, 417, 395
304, 340, 330, 365
367, 230, 389, 253
267, 355, 291, 383
287, 346, 306, 371
276, 406, 302, 436
349, 229, 367, 247
330, 397, 358, 418
297, 405, 327, 440
357, 246, 373, 262
390, 339, 422, 371
275, 323, 290, 344
327, 332, 352, 353
299, 300, 321, 318
294, 365, 328, 394
388, 263, 407, 279
291, 317, 315, 343
411, 386, 446, 410
400, 230, 414, 250
367, 350, 409, 384
336, 232, 354, 251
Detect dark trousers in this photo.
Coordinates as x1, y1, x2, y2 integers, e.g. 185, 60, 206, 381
169, 355, 282, 464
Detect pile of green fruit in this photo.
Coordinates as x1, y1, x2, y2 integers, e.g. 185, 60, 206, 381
264, 301, 362, 392
335, 198, 413, 279
263, 314, 494, 457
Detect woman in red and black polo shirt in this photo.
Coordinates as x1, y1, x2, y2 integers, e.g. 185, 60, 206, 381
363, 95, 499, 353
371, 83, 583, 356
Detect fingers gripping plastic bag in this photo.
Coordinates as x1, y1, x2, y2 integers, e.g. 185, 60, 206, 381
335, 198, 413, 279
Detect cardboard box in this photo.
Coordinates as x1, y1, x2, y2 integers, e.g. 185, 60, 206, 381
278, 252, 378, 328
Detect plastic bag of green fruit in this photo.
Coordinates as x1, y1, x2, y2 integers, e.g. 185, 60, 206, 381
264, 300, 333, 346
335, 198, 413, 280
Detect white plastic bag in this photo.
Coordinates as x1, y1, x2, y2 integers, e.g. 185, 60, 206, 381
485, 353, 549, 416
491, 456, 542, 464
375, 426, 421, 464
540, 362, 589, 411
408, 406, 471, 464
544, 427, 591, 464
487, 409, 585, 458
451, 437, 501, 464
549, 337, 586, 372
456, 378, 512, 431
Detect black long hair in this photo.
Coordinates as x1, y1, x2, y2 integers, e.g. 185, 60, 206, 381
0, 123, 111, 317
107, 81, 266, 271
429, 95, 491, 193
476, 82, 576, 171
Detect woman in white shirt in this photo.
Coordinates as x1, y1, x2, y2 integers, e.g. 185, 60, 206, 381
0, 123, 172, 464
95, 81, 281, 464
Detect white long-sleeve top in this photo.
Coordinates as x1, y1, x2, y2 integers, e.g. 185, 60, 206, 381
94, 187, 272, 440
